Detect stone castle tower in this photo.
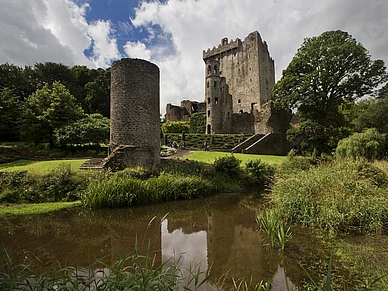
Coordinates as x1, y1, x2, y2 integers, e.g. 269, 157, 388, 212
205, 59, 233, 134
105, 58, 160, 170
203, 31, 276, 134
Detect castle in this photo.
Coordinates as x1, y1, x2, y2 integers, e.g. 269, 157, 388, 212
166, 31, 291, 155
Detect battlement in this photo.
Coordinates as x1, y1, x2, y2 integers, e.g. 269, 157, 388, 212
203, 38, 242, 60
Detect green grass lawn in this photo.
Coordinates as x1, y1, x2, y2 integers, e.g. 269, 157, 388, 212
180, 151, 286, 165
0, 159, 88, 174
0, 201, 81, 217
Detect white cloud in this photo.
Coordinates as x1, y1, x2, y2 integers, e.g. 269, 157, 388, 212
130, 0, 388, 113
0, 0, 120, 68
87, 20, 121, 68
124, 41, 151, 60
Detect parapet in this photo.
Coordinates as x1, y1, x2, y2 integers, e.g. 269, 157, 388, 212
203, 38, 242, 60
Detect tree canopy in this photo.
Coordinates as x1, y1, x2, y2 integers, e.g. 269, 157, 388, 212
21, 81, 84, 145
274, 30, 387, 154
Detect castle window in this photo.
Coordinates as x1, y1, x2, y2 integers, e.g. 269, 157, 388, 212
207, 98, 211, 104
220, 86, 223, 92
207, 110, 210, 117
239, 110, 243, 114
207, 65, 211, 75
215, 97, 218, 104
214, 81, 217, 88
207, 81, 209, 88
238, 99, 241, 104
214, 65, 218, 74
227, 112, 230, 119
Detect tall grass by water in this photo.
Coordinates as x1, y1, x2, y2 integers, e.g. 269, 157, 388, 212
271, 158, 388, 233
0, 248, 211, 291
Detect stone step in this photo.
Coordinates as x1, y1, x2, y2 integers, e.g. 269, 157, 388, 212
79, 158, 105, 170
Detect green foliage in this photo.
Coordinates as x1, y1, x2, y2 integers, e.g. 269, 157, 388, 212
353, 98, 388, 134
0, 89, 23, 141
335, 128, 385, 160
84, 68, 111, 117
256, 209, 292, 250
189, 112, 206, 133
0, 164, 88, 203
160, 145, 177, 157
21, 81, 84, 145
0, 248, 212, 291
270, 159, 388, 233
54, 113, 109, 146
274, 30, 387, 154
214, 155, 241, 177
81, 173, 213, 208
161, 121, 190, 134
245, 159, 275, 185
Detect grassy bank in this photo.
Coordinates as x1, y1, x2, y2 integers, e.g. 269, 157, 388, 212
0, 159, 88, 174
177, 151, 286, 165
270, 158, 388, 234
0, 201, 81, 216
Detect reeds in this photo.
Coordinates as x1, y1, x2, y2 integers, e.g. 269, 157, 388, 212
0, 247, 211, 291
271, 159, 388, 233
256, 209, 292, 250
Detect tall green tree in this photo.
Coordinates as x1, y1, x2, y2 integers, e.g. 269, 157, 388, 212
21, 81, 84, 145
85, 68, 111, 117
0, 89, 23, 141
274, 30, 387, 154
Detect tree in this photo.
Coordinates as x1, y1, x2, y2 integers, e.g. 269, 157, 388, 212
85, 68, 111, 117
0, 89, 23, 141
353, 98, 388, 134
21, 81, 84, 145
274, 30, 387, 154
55, 113, 110, 146
335, 128, 385, 160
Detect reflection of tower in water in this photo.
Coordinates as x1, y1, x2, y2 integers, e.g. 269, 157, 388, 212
206, 208, 278, 285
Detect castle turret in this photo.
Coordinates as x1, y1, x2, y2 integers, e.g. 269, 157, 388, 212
205, 60, 232, 134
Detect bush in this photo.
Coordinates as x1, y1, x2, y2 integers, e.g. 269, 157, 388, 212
161, 121, 190, 134
189, 112, 206, 133
335, 128, 385, 160
214, 155, 241, 177
0, 164, 88, 203
245, 159, 275, 185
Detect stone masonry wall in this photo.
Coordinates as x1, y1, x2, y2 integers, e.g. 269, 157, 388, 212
107, 58, 160, 169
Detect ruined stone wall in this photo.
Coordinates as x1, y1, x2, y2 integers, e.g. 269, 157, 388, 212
203, 31, 275, 114
165, 103, 190, 122
108, 58, 160, 169
254, 101, 292, 135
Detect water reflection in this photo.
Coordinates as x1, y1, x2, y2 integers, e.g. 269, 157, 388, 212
0, 193, 295, 289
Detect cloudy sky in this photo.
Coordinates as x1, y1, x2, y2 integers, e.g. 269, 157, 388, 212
1, 0, 387, 113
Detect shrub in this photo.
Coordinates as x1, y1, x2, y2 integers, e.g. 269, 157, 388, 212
335, 128, 385, 160
245, 159, 275, 185
0, 164, 88, 203
160, 145, 177, 157
189, 112, 206, 133
214, 155, 241, 177
161, 121, 190, 134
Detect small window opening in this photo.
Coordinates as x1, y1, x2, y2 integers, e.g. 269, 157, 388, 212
238, 99, 241, 104
214, 65, 218, 74
207, 110, 210, 117
207, 81, 209, 88
207, 98, 211, 104
227, 112, 230, 119
215, 97, 218, 104
214, 81, 217, 88
207, 65, 211, 74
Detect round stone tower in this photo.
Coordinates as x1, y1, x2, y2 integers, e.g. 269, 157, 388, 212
205, 59, 232, 134
106, 58, 160, 170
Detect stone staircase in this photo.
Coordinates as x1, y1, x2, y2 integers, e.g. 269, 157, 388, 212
79, 158, 105, 170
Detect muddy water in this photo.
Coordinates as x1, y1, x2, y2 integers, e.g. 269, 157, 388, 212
0, 193, 299, 290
